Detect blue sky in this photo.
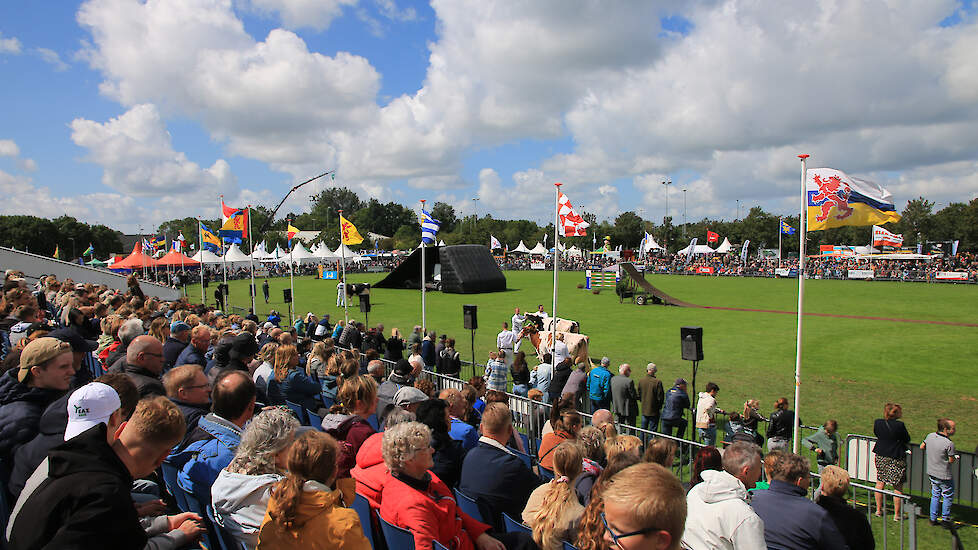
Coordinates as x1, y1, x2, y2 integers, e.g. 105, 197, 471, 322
1, 1, 977, 233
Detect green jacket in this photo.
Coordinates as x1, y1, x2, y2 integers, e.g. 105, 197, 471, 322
803, 427, 839, 466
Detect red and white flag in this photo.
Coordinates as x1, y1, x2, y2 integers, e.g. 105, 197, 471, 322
872, 225, 903, 247
707, 230, 719, 243
557, 191, 589, 237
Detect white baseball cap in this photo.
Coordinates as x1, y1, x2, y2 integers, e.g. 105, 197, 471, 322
64, 382, 121, 441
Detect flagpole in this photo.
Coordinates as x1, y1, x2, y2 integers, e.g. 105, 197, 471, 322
552, 183, 561, 355
778, 216, 783, 269
197, 219, 205, 304
339, 210, 348, 323
248, 205, 256, 314
792, 154, 809, 453
288, 216, 295, 327
420, 199, 427, 333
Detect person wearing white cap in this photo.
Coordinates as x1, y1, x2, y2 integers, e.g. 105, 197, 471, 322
63, 382, 123, 441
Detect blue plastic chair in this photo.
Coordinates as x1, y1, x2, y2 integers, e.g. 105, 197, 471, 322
205, 504, 234, 550
453, 488, 485, 523
434, 541, 450, 550
352, 493, 376, 549
180, 486, 217, 550
379, 514, 415, 550
307, 409, 323, 430
321, 395, 335, 410
518, 432, 530, 453
285, 400, 308, 425
538, 466, 555, 482
503, 513, 533, 536
160, 461, 189, 512
366, 413, 380, 431
563, 541, 579, 550
509, 448, 533, 470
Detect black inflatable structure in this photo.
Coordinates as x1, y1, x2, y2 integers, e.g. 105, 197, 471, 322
374, 245, 506, 294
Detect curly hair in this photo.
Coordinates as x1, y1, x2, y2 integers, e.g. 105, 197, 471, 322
226, 408, 299, 476
382, 421, 431, 475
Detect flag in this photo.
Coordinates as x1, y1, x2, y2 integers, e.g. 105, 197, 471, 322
420, 209, 440, 244
142, 238, 152, 252
175, 232, 186, 251
287, 223, 300, 248
780, 220, 796, 235
741, 240, 750, 261
53, 245, 59, 259
806, 168, 901, 230
490, 235, 502, 249
684, 238, 697, 265
220, 200, 248, 242
952, 240, 959, 256
83, 243, 94, 257
872, 225, 903, 247
200, 222, 221, 253
150, 234, 165, 249
707, 230, 719, 243
557, 190, 589, 237
339, 215, 363, 245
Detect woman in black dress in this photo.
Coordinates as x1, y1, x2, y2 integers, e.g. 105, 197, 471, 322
873, 402, 910, 520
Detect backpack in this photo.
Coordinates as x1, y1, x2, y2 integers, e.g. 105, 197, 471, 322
437, 348, 460, 374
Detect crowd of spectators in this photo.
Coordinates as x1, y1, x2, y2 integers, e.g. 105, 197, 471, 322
0, 267, 963, 550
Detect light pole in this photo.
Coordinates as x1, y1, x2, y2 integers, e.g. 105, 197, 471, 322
682, 189, 687, 237
661, 180, 672, 249
736, 199, 740, 221
472, 197, 479, 234
69, 238, 76, 260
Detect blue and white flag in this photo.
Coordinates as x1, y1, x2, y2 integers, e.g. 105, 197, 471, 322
740, 240, 750, 261
420, 209, 440, 244
490, 235, 502, 249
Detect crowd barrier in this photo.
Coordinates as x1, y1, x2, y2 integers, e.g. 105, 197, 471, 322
846, 434, 977, 509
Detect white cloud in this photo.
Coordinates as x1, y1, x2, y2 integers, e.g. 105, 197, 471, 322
242, 0, 357, 30
0, 32, 21, 54
35, 47, 69, 71
70, 103, 238, 201
0, 140, 19, 157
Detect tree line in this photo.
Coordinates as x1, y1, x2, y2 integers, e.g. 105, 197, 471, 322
1, 194, 974, 261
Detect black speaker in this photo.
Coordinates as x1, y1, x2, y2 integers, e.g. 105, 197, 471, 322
463, 304, 477, 330
681, 326, 703, 361
283, 288, 292, 303
359, 294, 370, 313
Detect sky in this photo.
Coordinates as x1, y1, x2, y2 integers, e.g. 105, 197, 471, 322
1, 0, 977, 234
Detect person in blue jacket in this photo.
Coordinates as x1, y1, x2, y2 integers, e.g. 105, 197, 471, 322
660, 378, 691, 439
276, 344, 322, 413
587, 357, 613, 411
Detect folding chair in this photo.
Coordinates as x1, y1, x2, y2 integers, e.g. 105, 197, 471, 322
285, 400, 308, 425
379, 514, 415, 550
503, 513, 533, 536
307, 409, 323, 430
351, 493, 376, 549
453, 488, 486, 523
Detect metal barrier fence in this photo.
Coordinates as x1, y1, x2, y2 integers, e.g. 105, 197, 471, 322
809, 470, 919, 550
847, 434, 977, 508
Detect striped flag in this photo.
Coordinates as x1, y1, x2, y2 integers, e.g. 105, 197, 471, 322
490, 235, 502, 249
557, 191, 589, 237
420, 209, 440, 244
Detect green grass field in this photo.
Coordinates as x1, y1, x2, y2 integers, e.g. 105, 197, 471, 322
190, 271, 978, 548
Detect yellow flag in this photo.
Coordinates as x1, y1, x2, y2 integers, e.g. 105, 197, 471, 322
339, 215, 363, 245
53, 245, 59, 259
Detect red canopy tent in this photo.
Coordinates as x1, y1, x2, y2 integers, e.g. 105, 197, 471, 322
155, 249, 200, 267
110, 243, 160, 270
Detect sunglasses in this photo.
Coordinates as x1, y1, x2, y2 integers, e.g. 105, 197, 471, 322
601, 512, 663, 550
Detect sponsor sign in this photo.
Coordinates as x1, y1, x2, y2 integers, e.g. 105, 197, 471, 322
696, 266, 715, 274
936, 271, 968, 281
530, 261, 546, 270
321, 270, 338, 280
847, 269, 875, 279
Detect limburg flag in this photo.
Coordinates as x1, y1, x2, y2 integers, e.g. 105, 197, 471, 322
806, 168, 901, 230
339, 215, 364, 245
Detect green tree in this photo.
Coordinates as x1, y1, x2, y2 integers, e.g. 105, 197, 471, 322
894, 196, 934, 247
429, 202, 457, 233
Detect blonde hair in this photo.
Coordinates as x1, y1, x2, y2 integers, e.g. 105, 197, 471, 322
125, 396, 186, 449
531, 442, 584, 550
819, 465, 850, 498
606, 434, 642, 462
148, 317, 168, 343
603, 463, 686, 550
268, 431, 340, 528
334, 375, 378, 415
273, 345, 298, 382
382, 421, 431, 474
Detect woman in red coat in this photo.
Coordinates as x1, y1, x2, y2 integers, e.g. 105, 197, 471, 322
379, 422, 534, 550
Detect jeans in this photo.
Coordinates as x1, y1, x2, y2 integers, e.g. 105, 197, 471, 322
513, 384, 529, 397
661, 418, 687, 439
591, 398, 610, 413
642, 415, 660, 434
697, 426, 717, 447
929, 476, 954, 520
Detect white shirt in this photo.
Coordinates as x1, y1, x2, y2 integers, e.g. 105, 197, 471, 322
682, 470, 766, 550
512, 313, 525, 334
497, 330, 516, 349
478, 435, 515, 456
553, 340, 570, 364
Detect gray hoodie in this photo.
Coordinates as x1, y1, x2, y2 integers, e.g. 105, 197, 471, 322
682, 469, 766, 550
211, 469, 284, 550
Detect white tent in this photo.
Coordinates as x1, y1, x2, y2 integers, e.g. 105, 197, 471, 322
438, 240, 446, 247
269, 245, 287, 260
222, 243, 252, 264
715, 237, 732, 254
333, 244, 366, 262
191, 249, 223, 264
251, 241, 269, 259
643, 236, 665, 252
511, 240, 531, 253
853, 245, 881, 255
313, 243, 337, 259
529, 242, 549, 255
677, 244, 716, 255
565, 245, 583, 258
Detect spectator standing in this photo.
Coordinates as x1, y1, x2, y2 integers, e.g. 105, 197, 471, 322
817, 466, 875, 550
407, 325, 422, 348
459, 402, 538, 529
563, 361, 589, 411
921, 418, 957, 526
496, 322, 516, 369
523, 442, 586, 550
610, 363, 639, 427
485, 350, 509, 392
766, 398, 800, 452
420, 330, 437, 368
587, 357, 613, 412
660, 378, 690, 439
802, 420, 840, 498
638, 363, 664, 434
0, 338, 73, 464
682, 441, 766, 550
385, 327, 405, 361
750, 453, 848, 549
256, 431, 370, 550
695, 382, 723, 447
872, 402, 911, 520
551, 357, 574, 401
531, 353, 554, 403
437, 337, 462, 378
262, 279, 270, 304
212, 408, 299, 549
511, 351, 531, 396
